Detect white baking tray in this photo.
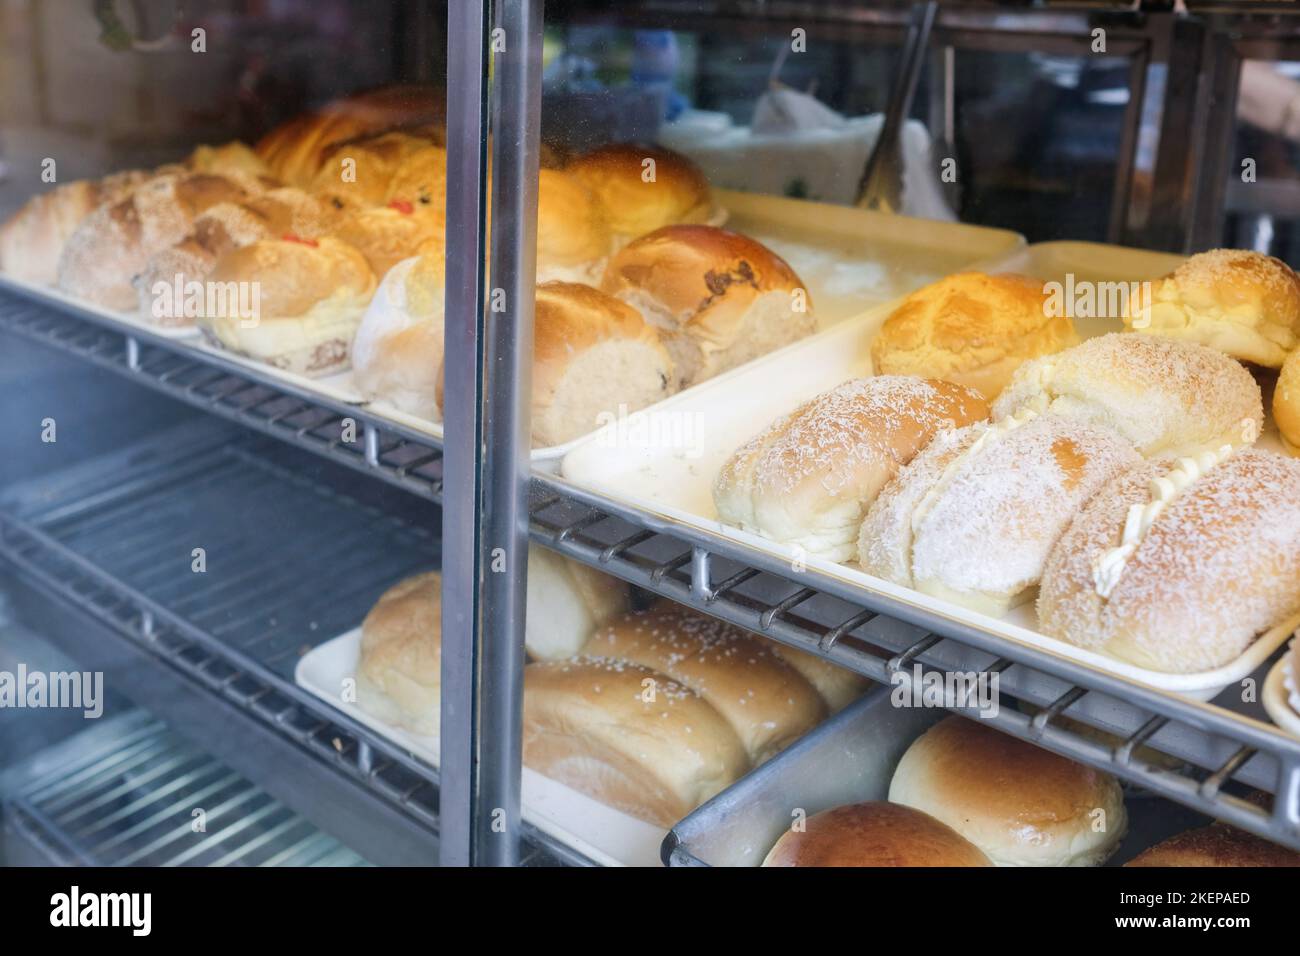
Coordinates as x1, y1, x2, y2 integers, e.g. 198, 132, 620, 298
560, 241, 1295, 699
1263, 647, 1300, 738
0, 274, 201, 339
294, 629, 666, 867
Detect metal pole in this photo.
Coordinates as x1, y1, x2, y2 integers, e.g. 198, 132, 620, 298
440, 0, 490, 868
478, 0, 542, 867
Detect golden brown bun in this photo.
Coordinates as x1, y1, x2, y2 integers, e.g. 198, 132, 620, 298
601, 224, 815, 387
714, 377, 988, 562
357, 571, 442, 735
765, 642, 870, 712
55, 171, 275, 310
566, 143, 714, 239
310, 131, 437, 210
888, 716, 1126, 866
523, 657, 749, 827
583, 603, 826, 764
184, 141, 270, 178
382, 145, 448, 217
1038, 448, 1300, 673
198, 235, 376, 376
993, 333, 1263, 457
1124, 249, 1300, 368
1274, 346, 1300, 455
763, 802, 992, 867
871, 272, 1078, 400
535, 169, 611, 280
1127, 822, 1300, 867
330, 202, 444, 278
255, 85, 445, 187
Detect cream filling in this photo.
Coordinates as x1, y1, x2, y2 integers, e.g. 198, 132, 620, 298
1091, 444, 1234, 599
1285, 643, 1300, 714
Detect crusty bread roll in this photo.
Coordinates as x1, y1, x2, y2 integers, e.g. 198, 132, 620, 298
859, 412, 1141, 617
255, 85, 445, 187
765, 642, 870, 712
715, 376, 988, 562
351, 237, 446, 419
1126, 822, 1300, 867
309, 131, 436, 210
197, 235, 376, 376
135, 188, 334, 324
583, 603, 826, 764
1123, 249, 1300, 368
56, 171, 275, 310
184, 141, 270, 178
330, 202, 444, 278
871, 272, 1078, 400
0, 171, 148, 285
1038, 448, 1300, 672
992, 333, 1264, 457
524, 547, 629, 661
763, 801, 992, 867
523, 657, 749, 827
601, 224, 815, 389
357, 570, 442, 735
565, 143, 716, 242
1273, 346, 1300, 456
888, 716, 1127, 866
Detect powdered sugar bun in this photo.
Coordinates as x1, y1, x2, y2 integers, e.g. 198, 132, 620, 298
1039, 449, 1300, 673
713, 376, 989, 562
859, 414, 1141, 617
992, 333, 1263, 457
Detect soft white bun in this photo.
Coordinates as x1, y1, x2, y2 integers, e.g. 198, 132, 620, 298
764, 641, 870, 712
524, 547, 629, 661
601, 224, 815, 388
198, 235, 376, 376
992, 333, 1263, 457
714, 376, 988, 562
1123, 249, 1300, 368
1038, 448, 1300, 672
859, 413, 1141, 617
1127, 822, 1300, 867
583, 603, 826, 764
565, 143, 715, 241
523, 656, 748, 827
871, 272, 1078, 400
357, 571, 442, 736
763, 801, 992, 867
888, 716, 1127, 866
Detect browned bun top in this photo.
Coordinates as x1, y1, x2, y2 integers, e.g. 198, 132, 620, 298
382, 145, 449, 216
309, 130, 436, 209
533, 280, 660, 362
1166, 249, 1300, 326
330, 203, 444, 278
536, 169, 611, 269
600, 224, 805, 326
763, 802, 992, 867
358, 571, 442, 689
566, 142, 713, 237
184, 141, 271, 178
1127, 822, 1300, 867
206, 235, 375, 319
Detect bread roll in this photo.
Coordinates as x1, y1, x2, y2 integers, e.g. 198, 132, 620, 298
330, 202, 444, 278
197, 235, 376, 376
56, 171, 273, 310
888, 716, 1126, 866
523, 657, 748, 827
871, 272, 1078, 400
1127, 822, 1300, 867
524, 547, 629, 660
1123, 249, 1300, 368
184, 141, 270, 178
565, 143, 716, 242
0, 171, 148, 285
763, 802, 992, 867
992, 333, 1263, 457
382, 145, 448, 217
601, 224, 815, 388
309, 131, 436, 210
1038, 448, 1300, 672
715, 376, 988, 562
351, 237, 446, 419
1273, 345, 1300, 456
859, 412, 1141, 617
765, 642, 870, 712
255, 84, 445, 187
535, 169, 612, 283
583, 603, 826, 763
357, 570, 442, 735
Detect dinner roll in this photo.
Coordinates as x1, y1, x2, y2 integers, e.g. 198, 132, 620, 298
601, 224, 815, 388
859, 412, 1141, 617
331, 201, 444, 278
993, 333, 1263, 457
1038, 448, 1300, 673
765, 642, 870, 712
1273, 346, 1300, 455
1123, 249, 1300, 368
523, 657, 748, 827
584, 603, 826, 764
535, 169, 612, 283
382, 145, 448, 217
524, 547, 629, 661
0, 170, 148, 285
565, 143, 716, 242
357, 570, 442, 735
351, 237, 446, 419
197, 235, 376, 376
763, 802, 992, 867
871, 272, 1078, 400
1127, 822, 1300, 867
714, 377, 988, 562
184, 141, 270, 178
888, 716, 1127, 866
310, 131, 435, 210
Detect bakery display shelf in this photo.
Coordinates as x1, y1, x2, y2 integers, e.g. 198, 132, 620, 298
528, 473, 1300, 851
0, 286, 445, 503
0, 711, 372, 867
0, 421, 581, 867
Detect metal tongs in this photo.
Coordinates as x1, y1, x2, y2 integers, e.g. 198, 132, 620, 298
856, 1, 939, 213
